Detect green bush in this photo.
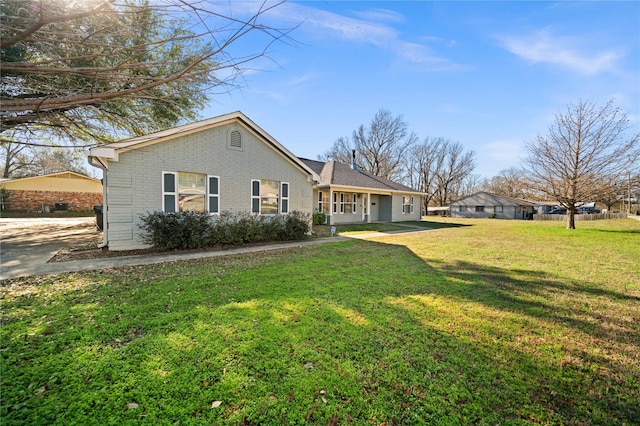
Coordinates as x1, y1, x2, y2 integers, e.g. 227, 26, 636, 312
139, 211, 212, 250
312, 210, 327, 225
139, 210, 310, 250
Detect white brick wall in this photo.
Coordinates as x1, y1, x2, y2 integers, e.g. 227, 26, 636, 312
104, 122, 313, 250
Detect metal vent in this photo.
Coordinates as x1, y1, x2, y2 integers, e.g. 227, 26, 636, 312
229, 130, 242, 148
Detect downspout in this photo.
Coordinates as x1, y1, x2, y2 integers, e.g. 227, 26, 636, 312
87, 156, 109, 248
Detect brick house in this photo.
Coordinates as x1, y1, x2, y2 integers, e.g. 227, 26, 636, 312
0, 171, 103, 212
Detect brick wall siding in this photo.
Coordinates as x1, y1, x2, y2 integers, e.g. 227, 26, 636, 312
4, 190, 103, 211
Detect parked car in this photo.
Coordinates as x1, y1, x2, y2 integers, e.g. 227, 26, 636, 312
577, 206, 599, 214
548, 207, 567, 214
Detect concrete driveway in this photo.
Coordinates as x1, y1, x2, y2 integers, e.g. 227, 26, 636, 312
0, 217, 101, 280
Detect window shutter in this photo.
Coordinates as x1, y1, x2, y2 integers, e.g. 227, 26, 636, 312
208, 176, 219, 214
402, 196, 406, 214
162, 172, 177, 213
410, 196, 414, 214
251, 180, 260, 213
280, 182, 289, 214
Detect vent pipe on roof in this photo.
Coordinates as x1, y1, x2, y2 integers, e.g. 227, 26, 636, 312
352, 149, 358, 171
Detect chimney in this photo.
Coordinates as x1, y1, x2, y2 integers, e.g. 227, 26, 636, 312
352, 149, 358, 171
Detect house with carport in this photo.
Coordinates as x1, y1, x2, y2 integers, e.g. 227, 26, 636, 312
88, 111, 423, 251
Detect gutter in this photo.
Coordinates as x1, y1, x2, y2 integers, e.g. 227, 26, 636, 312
86, 154, 109, 249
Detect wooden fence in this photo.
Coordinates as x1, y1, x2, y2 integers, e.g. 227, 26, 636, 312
534, 213, 629, 221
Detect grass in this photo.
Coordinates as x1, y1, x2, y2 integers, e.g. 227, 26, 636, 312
1, 218, 639, 425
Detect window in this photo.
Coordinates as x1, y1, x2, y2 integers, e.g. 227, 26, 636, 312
251, 179, 287, 214
494, 205, 503, 213
335, 192, 356, 214
402, 196, 414, 214
459, 205, 467, 212
318, 191, 329, 214
163, 171, 218, 214
227, 128, 243, 150
208, 176, 220, 214
163, 172, 177, 213
178, 172, 206, 212
280, 182, 289, 214
475, 206, 485, 212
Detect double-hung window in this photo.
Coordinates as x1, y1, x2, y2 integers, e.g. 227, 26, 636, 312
318, 191, 329, 214
162, 171, 219, 214
402, 196, 414, 214
251, 179, 289, 214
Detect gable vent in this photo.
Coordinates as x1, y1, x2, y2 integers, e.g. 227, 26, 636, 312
229, 130, 242, 148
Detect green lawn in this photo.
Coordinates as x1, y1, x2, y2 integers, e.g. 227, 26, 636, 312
1, 218, 639, 425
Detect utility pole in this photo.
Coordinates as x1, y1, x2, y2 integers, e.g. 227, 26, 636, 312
627, 170, 631, 214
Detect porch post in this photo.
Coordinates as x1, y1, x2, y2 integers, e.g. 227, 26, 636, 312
328, 189, 333, 225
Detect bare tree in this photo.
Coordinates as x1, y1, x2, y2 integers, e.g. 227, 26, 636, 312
320, 109, 417, 181
406, 137, 475, 209
406, 136, 443, 208
1, 0, 292, 174
483, 167, 533, 199
318, 136, 352, 164
433, 140, 476, 206
523, 99, 640, 229
457, 173, 483, 198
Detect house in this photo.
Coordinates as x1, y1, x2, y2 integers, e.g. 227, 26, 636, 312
88, 112, 424, 251
449, 192, 537, 219
301, 157, 423, 225
0, 171, 102, 212
88, 111, 320, 251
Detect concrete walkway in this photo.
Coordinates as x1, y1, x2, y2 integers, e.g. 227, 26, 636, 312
0, 218, 433, 280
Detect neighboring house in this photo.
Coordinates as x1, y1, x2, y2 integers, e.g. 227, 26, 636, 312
450, 192, 537, 219
300, 157, 423, 225
88, 111, 424, 251
88, 111, 319, 251
0, 171, 102, 212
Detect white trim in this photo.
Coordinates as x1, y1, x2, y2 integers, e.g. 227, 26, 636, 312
207, 175, 220, 215
280, 182, 289, 214
251, 179, 260, 214
162, 171, 178, 213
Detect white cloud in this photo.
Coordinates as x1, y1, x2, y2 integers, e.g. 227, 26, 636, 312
476, 139, 526, 176
263, 2, 464, 71
352, 8, 406, 24
497, 28, 623, 75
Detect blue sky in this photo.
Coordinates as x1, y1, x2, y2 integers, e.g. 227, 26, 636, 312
204, 1, 640, 178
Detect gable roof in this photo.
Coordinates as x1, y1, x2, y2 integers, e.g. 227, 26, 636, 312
300, 158, 422, 194
88, 111, 318, 180
0, 171, 99, 184
450, 191, 538, 207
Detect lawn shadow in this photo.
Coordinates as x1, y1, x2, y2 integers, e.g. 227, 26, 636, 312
1, 237, 638, 424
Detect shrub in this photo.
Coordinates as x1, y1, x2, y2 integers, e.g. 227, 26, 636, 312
281, 210, 311, 240
139, 211, 212, 250
312, 210, 327, 225
139, 210, 310, 251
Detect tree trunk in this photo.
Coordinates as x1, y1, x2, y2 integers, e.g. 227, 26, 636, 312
567, 210, 576, 229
